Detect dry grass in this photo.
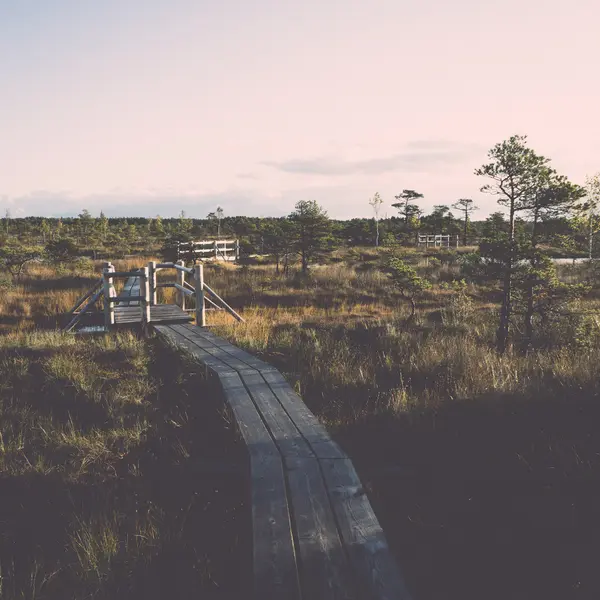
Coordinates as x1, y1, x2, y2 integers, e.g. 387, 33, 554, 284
4, 251, 600, 599
205, 255, 600, 599
0, 260, 248, 599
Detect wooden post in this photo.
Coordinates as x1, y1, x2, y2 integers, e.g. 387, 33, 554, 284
176, 259, 186, 310
194, 262, 206, 327
213, 240, 217, 261
103, 262, 115, 327
149, 261, 157, 305
142, 266, 151, 323
235, 239, 240, 262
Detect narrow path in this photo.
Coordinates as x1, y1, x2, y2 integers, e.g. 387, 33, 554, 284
154, 323, 412, 600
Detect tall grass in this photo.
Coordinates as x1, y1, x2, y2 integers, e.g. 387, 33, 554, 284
0, 261, 248, 599
207, 256, 600, 599
4, 251, 600, 599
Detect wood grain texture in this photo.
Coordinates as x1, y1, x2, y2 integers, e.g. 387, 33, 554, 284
321, 459, 413, 600
286, 457, 356, 600
152, 324, 411, 600
239, 371, 314, 460
262, 372, 347, 460
171, 324, 256, 374
154, 325, 300, 600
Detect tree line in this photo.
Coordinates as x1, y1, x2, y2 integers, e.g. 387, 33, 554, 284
2, 135, 600, 355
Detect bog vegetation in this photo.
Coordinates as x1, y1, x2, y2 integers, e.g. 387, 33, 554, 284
1, 136, 600, 599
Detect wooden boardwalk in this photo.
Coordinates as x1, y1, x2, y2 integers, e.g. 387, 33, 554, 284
154, 323, 412, 600
114, 304, 192, 324
64, 261, 241, 332
114, 273, 192, 325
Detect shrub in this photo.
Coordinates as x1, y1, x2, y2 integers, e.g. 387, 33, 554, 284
386, 258, 431, 318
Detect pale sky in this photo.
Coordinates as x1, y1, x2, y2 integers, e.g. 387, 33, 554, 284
1, 0, 599, 219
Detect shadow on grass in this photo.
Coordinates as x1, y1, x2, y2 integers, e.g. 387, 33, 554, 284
338, 392, 600, 600
0, 340, 250, 600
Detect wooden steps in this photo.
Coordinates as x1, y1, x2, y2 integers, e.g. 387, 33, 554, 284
153, 323, 412, 600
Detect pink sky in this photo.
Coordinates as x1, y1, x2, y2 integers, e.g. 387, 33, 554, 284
1, 0, 599, 218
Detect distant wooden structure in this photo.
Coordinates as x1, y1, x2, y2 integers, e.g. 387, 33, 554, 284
177, 239, 240, 262
417, 234, 459, 249
154, 323, 413, 600
64, 260, 243, 332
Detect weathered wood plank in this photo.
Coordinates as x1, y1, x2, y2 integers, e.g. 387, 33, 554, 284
218, 372, 280, 456
186, 325, 277, 372
320, 459, 413, 600
262, 371, 347, 460
239, 371, 314, 460
171, 324, 256, 374
286, 457, 356, 600
251, 454, 301, 600
154, 325, 235, 376
153, 325, 300, 600
152, 324, 410, 600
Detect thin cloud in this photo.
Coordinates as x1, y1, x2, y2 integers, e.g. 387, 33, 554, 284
262, 140, 485, 176
4, 190, 287, 219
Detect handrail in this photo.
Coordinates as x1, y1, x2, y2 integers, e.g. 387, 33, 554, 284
64, 288, 104, 332
103, 270, 142, 278
173, 283, 195, 296
94, 259, 243, 329
108, 295, 145, 303
203, 282, 245, 322
68, 279, 103, 315
156, 262, 194, 274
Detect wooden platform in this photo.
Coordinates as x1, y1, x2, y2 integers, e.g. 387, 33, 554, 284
118, 273, 141, 307
114, 304, 192, 325
153, 323, 412, 600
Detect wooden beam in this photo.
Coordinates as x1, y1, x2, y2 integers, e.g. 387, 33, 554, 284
103, 263, 115, 327
176, 259, 186, 310
141, 266, 151, 323
194, 263, 206, 327
203, 282, 245, 322
149, 261, 157, 305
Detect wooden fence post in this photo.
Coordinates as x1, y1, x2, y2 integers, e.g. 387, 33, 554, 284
176, 259, 186, 310
194, 262, 206, 327
142, 266, 151, 323
149, 261, 157, 305
103, 262, 115, 327
235, 239, 240, 262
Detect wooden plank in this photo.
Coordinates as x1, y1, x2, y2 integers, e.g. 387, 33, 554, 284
250, 454, 302, 600
320, 459, 413, 600
262, 372, 346, 460
152, 324, 409, 600
286, 457, 356, 600
203, 282, 245, 322
218, 372, 280, 456
239, 371, 314, 460
68, 279, 103, 315
153, 326, 300, 600
109, 270, 143, 278
171, 324, 256, 373
187, 326, 277, 372
154, 325, 234, 376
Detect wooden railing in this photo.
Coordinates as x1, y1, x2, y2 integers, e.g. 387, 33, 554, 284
101, 260, 244, 328
177, 239, 240, 262
417, 234, 459, 248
